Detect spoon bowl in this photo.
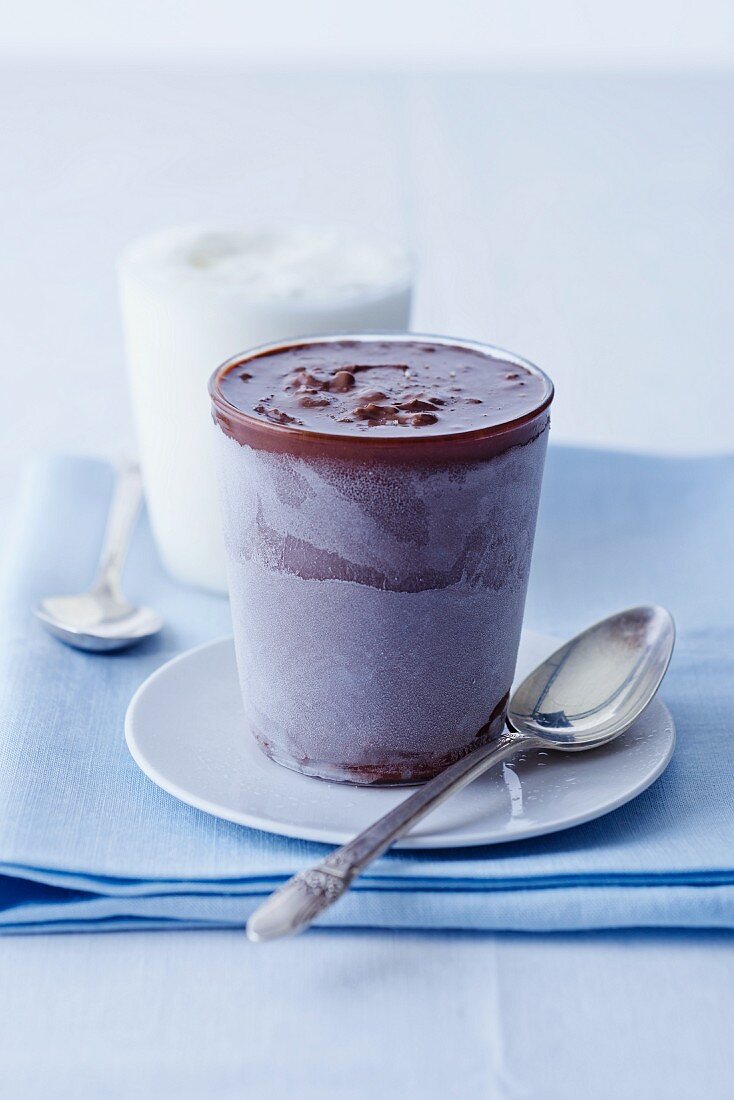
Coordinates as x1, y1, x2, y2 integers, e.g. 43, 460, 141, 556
36, 593, 163, 653
508, 605, 675, 749
35, 461, 164, 653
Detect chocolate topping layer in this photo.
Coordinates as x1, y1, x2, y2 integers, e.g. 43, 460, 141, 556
211, 336, 552, 459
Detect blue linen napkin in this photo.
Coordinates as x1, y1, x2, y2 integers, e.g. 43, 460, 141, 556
0, 449, 732, 934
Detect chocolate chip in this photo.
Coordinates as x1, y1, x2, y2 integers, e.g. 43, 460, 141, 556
399, 396, 439, 412
328, 370, 356, 393
298, 395, 330, 408
357, 389, 388, 402
238, 371, 252, 381
354, 402, 400, 421
289, 369, 324, 391
254, 404, 302, 426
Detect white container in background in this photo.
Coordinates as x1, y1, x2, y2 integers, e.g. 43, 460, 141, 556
118, 226, 413, 592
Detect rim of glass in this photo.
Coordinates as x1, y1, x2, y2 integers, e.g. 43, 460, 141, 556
208, 332, 554, 449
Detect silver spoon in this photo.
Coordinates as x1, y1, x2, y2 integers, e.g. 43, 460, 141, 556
35, 460, 163, 652
247, 604, 675, 942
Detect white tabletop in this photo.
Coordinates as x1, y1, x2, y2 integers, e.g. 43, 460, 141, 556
1, 63, 732, 1098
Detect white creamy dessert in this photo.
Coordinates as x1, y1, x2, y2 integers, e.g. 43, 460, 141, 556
119, 226, 413, 592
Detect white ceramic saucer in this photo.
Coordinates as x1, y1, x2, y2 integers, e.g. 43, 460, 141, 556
125, 631, 675, 849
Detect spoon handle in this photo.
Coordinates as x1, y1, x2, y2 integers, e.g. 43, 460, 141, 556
246, 729, 527, 942
92, 461, 143, 595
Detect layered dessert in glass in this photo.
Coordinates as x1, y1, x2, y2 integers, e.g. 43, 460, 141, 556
209, 335, 553, 784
